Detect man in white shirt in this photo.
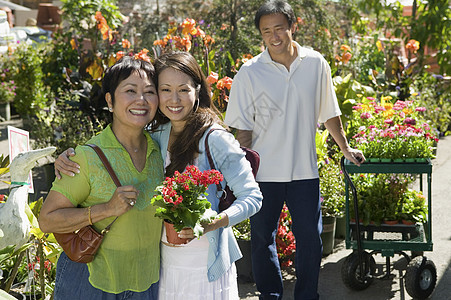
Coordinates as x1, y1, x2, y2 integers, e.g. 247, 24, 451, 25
224, 1, 365, 299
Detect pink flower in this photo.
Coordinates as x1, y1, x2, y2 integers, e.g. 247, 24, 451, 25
360, 112, 372, 119
384, 119, 394, 125
404, 117, 416, 125
415, 107, 426, 112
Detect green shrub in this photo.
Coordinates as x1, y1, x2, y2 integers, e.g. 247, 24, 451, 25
10, 43, 50, 117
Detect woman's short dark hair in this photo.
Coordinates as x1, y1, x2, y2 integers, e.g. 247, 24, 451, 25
102, 56, 155, 105
254, 0, 296, 31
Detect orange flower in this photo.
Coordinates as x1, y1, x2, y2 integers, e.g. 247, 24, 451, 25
203, 35, 215, 47
340, 44, 351, 52
134, 48, 151, 62
206, 72, 219, 85
153, 39, 164, 47
341, 52, 352, 64
181, 18, 197, 36
195, 27, 205, 38
406, 39, 420, 53
70, 39, 77, 50
122, 39, 131, 49
116, 51, 125, 60
95, 11, 110, 41
241, 53, 253, 64
173, 36, 192, 52
297, 17, 304, 25
217, 76, 233, 90
220, 23, 229, 30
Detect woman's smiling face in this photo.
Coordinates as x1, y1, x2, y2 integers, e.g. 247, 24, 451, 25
157, 67, 198, 130
106, 71, 158, 130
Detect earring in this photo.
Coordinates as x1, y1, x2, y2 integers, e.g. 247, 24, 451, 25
108, 107, 113, 112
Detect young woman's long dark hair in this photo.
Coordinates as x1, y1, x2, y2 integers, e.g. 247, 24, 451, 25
150, 51, 224, 176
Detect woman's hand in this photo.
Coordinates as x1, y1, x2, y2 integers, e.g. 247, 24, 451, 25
202, 212, 229, 234
177, 213, 229, 241
106, 185, 139, 217
55, 148, 80, 179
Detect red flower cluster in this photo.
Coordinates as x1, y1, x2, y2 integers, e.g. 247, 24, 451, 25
276, 205, 296, 267
159, 165, 223, 207
152, 166, 224, 234
28, 256, 53, 274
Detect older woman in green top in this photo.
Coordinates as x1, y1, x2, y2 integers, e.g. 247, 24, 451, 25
38, 56, 164, 299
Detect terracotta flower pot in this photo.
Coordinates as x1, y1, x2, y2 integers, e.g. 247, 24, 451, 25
402, 219, 416, 226
164, 221, 189, 245
384, 219, 399, 225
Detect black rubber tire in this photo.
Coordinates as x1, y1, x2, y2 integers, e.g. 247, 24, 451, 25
405, 256, 437, 299
341, 251, 376, 291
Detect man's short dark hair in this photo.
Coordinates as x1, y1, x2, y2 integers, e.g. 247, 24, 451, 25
254, 0, 296, 31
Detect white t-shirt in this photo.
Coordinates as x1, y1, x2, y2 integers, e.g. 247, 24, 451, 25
224, 41, 341, 182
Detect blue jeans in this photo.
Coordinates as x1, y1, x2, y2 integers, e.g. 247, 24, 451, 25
251, 179, 322, 300
54, 252, 159, 300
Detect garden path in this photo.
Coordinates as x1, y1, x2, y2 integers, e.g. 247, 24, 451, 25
0, 116, 450, 299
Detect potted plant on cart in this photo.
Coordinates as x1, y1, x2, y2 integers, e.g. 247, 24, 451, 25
349, 96, 439, 161
399, 189, 428, 226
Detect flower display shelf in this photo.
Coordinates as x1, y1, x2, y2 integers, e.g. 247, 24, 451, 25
343, 159, 433, 253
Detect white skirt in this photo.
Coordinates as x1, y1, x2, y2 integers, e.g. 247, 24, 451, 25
158, 227, 239, 300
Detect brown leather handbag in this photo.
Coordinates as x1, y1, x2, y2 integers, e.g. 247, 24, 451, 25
53, 144, 121, 263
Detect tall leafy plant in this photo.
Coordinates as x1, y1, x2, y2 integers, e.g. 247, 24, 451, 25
10, 43, 50, 118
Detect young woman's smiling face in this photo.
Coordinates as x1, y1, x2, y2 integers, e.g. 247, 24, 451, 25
158, 67, 198, 131
106, 71, 158, 130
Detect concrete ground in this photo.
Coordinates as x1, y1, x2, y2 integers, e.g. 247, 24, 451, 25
1, 117, 450, 299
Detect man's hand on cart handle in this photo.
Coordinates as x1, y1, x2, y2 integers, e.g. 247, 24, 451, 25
343, 148, 366, 166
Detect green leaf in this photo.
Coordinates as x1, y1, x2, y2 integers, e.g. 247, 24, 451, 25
25, 203, 39, 229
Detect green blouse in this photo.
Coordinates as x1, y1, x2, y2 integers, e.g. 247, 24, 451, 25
51, 125, 164, 293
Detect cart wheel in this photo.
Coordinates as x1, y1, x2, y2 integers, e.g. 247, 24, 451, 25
341, 251, 375, 290
405, 256, 437, 299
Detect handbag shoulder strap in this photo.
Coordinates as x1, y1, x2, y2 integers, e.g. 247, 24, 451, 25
204, 128, 225, 193
85, 144, 121, 233
86, 144, 121, 187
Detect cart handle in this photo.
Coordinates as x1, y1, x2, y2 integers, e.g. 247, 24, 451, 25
340, 156, 366, 282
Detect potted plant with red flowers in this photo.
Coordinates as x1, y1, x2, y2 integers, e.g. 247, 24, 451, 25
151, 165, 223, 244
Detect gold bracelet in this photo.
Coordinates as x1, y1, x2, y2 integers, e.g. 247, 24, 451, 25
87, 206, 93, 225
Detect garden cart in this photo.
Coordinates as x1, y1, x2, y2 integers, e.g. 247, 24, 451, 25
340, 157, 437, 299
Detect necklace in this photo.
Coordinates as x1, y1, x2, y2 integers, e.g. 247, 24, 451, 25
119, 140, 143, 154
